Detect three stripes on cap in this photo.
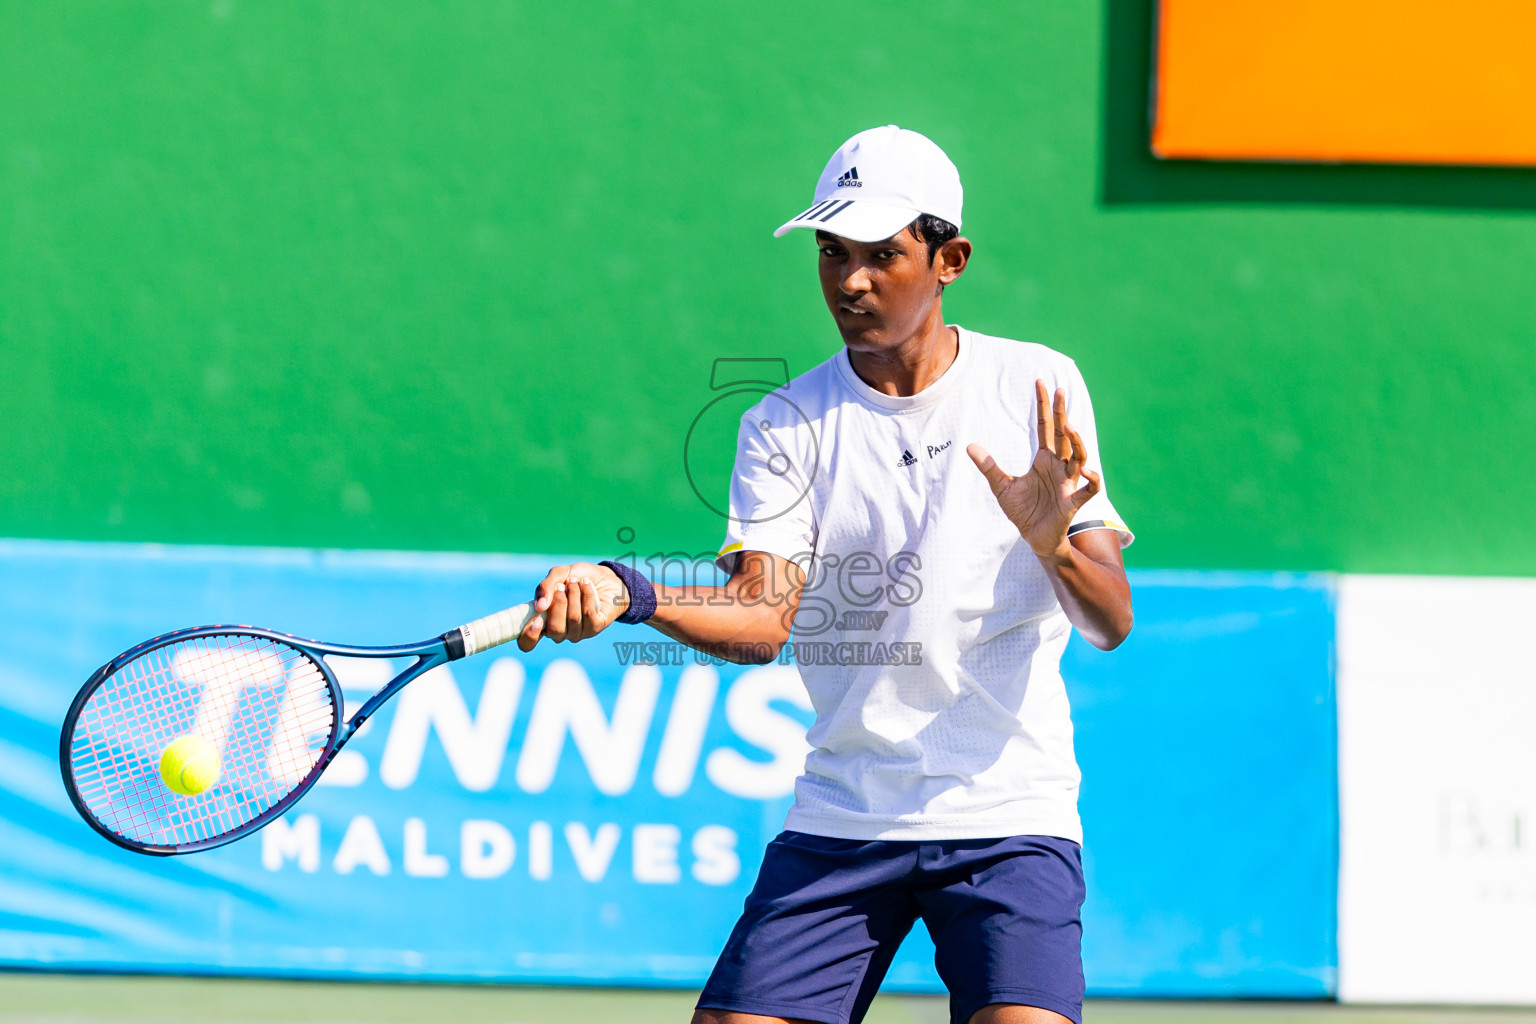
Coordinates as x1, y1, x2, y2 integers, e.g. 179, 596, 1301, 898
792, 198, 856, 225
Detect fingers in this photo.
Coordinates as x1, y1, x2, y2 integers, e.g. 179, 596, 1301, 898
1034, 379, 1054, 454
518, 568, 571, 651
569, 563, 623, 636
1064, 425, 1086, 478
541, 581, 570, 642
568, 579, 603, 641
966, 443, 1012, 497
1056, 389, 1078, 465
1071, 469, 1103, 509
516, 610, 549, 652
533, 567, 571, 613
578, 579, 600, 640
563, 573, 586, 639
516, 594, 551, 651
519, 568, 573, 649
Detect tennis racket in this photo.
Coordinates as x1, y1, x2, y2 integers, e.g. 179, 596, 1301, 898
59, 601, 539, 856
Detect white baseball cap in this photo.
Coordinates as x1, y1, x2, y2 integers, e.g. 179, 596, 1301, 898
774, 124, 963, 243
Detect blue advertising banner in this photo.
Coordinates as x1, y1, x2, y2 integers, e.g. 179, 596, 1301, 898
0, 541, 1335, 994
1072, 571, 1337, 996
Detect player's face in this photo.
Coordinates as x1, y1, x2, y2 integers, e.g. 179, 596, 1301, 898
815, 228, 946, 351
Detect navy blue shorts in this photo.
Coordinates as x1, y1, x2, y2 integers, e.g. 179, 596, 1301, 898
697, 831, 1085, 1024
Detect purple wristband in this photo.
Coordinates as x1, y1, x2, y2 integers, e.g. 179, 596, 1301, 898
599, 560, 656, 624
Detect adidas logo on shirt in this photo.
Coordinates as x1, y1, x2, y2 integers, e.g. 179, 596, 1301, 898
897, 449, 917, 467
836, 167, 862, 188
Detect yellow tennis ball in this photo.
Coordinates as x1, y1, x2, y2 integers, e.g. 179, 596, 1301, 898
159, 734, 222, 796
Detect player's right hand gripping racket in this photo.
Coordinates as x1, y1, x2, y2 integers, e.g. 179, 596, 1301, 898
59, 602, 539, 856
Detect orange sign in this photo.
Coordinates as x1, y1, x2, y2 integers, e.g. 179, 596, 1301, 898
1152, 0, 1536, 166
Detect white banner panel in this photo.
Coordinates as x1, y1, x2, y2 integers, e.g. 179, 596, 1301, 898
1338, 575, 1536, 1003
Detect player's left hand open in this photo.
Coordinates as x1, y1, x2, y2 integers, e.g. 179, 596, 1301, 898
516, 561, 631, 651
967, 378, 1102, 563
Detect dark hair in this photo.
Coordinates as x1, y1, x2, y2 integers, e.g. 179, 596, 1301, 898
909, 214, 959, 264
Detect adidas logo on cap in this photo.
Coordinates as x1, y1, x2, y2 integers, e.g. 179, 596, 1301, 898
836, 167, 862, 188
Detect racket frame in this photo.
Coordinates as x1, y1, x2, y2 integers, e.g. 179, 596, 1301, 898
59, 623, 461, 857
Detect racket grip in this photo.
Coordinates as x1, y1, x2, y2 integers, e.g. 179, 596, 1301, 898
454, 602, 539, 658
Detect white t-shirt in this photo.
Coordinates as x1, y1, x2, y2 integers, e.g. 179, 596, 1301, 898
716, 327, 1131, 842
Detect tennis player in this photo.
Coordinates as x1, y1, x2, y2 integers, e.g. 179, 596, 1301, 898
517, 125, 1133, 1024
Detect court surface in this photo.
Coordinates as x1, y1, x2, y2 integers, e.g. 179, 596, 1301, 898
4, 973, 1536, 1024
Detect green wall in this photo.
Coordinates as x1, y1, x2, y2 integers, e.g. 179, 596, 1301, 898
3, 1, 1534, 574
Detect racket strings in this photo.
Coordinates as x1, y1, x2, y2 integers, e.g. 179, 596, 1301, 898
67, 634, 336, 848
